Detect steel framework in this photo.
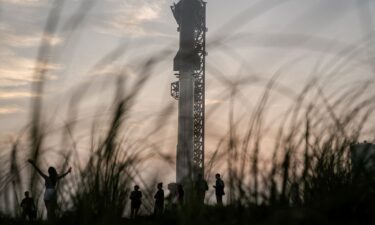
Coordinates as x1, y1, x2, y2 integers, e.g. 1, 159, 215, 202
171, 0, 207, 179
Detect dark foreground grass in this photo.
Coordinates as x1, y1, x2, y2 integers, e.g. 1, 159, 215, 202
1, 197, 375, 225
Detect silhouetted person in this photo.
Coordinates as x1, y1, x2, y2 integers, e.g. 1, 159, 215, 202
28, 159, 71, 222
154, 182, 164, 216
195, 173, 208, 203
130, 185, 142, 219
177, 184, 184, 206
213, 173, 225, 205
20, 191, 36, 221
166, 183, 178, 210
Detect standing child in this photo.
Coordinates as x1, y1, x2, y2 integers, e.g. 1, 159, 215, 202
20, 191, 36, 221
130, 185, 142, 219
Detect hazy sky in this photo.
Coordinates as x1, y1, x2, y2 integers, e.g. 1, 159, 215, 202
1, 0, 375, 170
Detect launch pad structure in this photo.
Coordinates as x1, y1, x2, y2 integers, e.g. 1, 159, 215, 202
171, 0, 207, 184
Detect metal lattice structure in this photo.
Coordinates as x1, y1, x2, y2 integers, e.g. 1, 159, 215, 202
171, 0, 207, 179
192, 1, 206, 174
171, 81, 179, 100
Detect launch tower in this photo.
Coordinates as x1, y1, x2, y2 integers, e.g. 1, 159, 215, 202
171, 0, 207, 183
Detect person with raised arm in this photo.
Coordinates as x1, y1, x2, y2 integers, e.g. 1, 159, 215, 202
28, 159, 71, 222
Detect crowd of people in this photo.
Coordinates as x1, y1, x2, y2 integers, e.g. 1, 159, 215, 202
22, 160, 225, 221
129, 173, 225, 218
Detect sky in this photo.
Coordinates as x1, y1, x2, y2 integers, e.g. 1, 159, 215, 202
1, 0, 375, 184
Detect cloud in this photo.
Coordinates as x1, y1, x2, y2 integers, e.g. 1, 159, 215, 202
206, 99, 225, 106
0, 91, 38, 99
0, 51, 61, 87
91, 64, 135, 77
1, 0, 45, 6
0, 106, 22, 115
0, 23, 63, 48
4, 33, 63, 48
95, 0, 167, 37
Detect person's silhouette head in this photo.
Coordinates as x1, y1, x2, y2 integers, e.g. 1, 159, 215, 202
157, 183, 163, 189
134, 185, 140, 191
24, 191, 29, 198
48, 167, 57, 178
215, 173, 221, 179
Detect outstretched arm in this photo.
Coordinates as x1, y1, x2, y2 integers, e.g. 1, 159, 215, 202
28, 159, 48, 179
58, 167, 72, 179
